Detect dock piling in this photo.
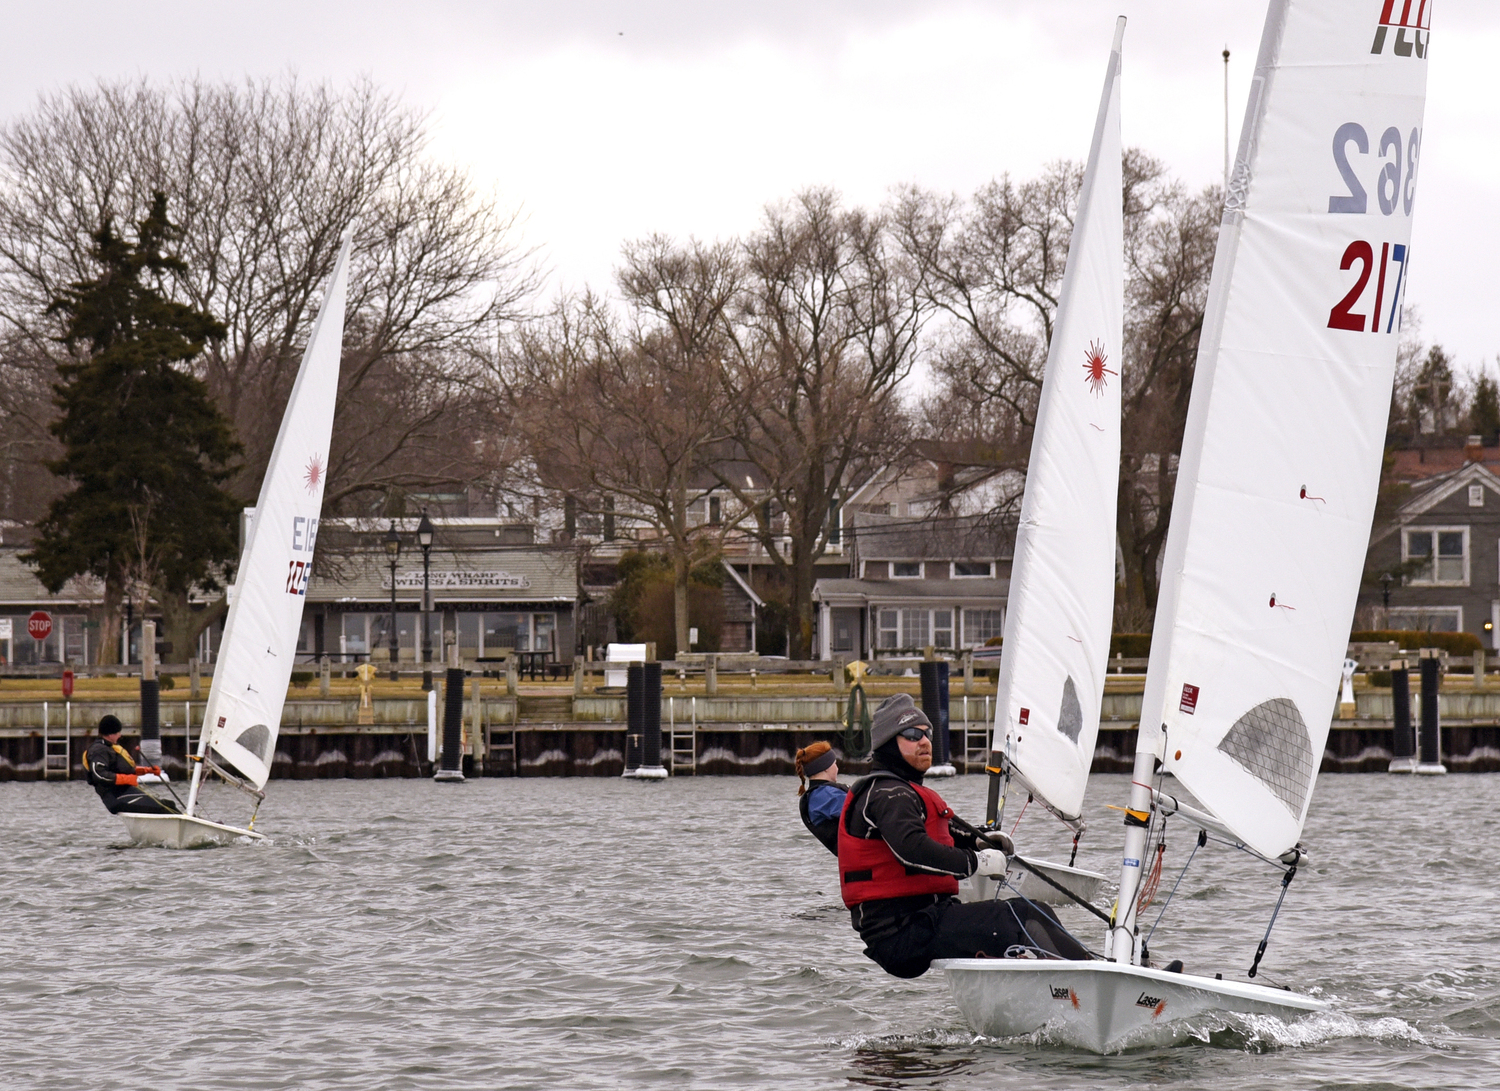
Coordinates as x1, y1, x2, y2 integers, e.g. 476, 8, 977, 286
435, 638, 465, 782
139, 620, 161, 765
1388, 658, 1416, 774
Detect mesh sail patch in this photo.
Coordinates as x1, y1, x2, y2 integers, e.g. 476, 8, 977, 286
1057, 675, 1083, 744
1216, 698, 1314, 817
235, 724, 272, 762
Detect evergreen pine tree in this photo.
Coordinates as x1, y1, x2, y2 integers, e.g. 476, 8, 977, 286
25, 194, 241, 662
1471, 371, 1500, 446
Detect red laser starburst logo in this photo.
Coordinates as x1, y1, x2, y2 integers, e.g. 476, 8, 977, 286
1082, 339, 1115, 395
304, 454, 323, 494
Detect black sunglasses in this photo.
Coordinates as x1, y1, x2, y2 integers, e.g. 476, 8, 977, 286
898, 726, 932, 741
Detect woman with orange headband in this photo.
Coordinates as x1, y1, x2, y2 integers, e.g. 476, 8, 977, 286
795, 741, 846, 856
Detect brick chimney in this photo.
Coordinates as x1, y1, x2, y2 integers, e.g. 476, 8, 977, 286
1466, 435, 1485, 462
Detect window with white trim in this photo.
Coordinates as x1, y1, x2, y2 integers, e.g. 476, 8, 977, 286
891, 561, 923, 579
952, 561, 994, 578
874, 607, 963, 650
963, 608, 1004, 646
1404, 527, 1468, 585
901, 608, 930, 648
934, 609, 953, 648
1469, 485, 1485, 508
1386, 606, 1462, 632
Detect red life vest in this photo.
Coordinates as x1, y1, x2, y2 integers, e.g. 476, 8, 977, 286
838, 775, 960, 907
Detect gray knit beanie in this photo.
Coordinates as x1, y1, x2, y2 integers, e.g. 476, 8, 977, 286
870, 693, 932, 751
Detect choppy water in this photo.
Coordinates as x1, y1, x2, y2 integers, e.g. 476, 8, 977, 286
2, 772, 1495, 1090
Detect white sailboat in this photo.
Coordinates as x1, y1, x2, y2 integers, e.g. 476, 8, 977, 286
120, 233, 353, 848
967, 16, 1125, 909
941, 0, 1430, 1049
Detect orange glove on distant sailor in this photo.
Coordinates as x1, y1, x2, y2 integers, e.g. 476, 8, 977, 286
133, 765, 162, 775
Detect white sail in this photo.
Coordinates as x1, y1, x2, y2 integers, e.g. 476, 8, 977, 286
1138, 0, 1430, 858
991, 18, 1124, 821
199, 236, 352, 790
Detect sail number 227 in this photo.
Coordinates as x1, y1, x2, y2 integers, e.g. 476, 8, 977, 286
1326, 121, 1418, 335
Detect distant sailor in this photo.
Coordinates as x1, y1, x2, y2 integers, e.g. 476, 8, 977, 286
839, 693, 1088, 978
795, 741, 846, 856
85, 715, 180, 815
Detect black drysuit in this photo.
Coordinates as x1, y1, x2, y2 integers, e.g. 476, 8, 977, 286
843, 751, 1089, 978
84, 737, 180, 815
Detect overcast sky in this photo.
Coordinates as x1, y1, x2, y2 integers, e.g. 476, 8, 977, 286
5, 1, 1496, 370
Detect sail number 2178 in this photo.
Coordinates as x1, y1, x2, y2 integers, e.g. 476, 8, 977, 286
1326, 120, 1418, 335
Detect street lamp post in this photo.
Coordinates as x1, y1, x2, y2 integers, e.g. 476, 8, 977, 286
384, 521, 402, 681
417, 511, 434, 692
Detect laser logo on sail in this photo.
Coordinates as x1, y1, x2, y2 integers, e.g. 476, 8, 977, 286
1082, 339, 1115, 395
1371, 2, 1430, 58
303, 453, 323, 494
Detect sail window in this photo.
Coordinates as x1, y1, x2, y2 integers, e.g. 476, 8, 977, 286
235, 723, 272, 763
1217, 698, 1315, 818
1057, 676, 1083, 743
1403, 527, 1468, 585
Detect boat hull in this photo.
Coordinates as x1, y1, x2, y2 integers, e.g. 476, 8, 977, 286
961, 858, 1106, 907
118, 813, 266, 849
936, 958, 1327, 1052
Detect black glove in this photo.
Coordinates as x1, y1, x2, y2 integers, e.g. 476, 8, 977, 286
984, 830, 1015, 856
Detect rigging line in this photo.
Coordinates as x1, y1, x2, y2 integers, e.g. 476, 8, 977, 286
950, 812, 1113, 926
997, 875, 1104, 961
1145, 827, 1206, 949
1009, 795, 1031, 836
1247, 862, 1298, 979
1202, 833, 1289, 870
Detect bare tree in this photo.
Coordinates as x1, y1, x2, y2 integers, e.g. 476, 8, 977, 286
500, 237, 743, 653
0, 75, 536, 522
710, 189, 924, 658
892, 154, 1218, 624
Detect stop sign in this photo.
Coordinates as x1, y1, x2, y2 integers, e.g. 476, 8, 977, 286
27, 611, 52, 641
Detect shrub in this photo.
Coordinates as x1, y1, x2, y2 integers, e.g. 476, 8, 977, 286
1110, 633, 1152, 658
290, 671, 315, 689
1350, 630, 1482, 655
159, 674, 175, 691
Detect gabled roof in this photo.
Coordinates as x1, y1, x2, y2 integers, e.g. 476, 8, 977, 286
1370, 461, 1500, 546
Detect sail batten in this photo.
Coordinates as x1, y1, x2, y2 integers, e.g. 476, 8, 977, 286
1138, 0, 1431, 858
198, 236, 352, 791
990, 18, 1124, 822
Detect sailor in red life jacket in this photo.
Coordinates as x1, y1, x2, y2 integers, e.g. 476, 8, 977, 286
839, 693, 1089, 978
